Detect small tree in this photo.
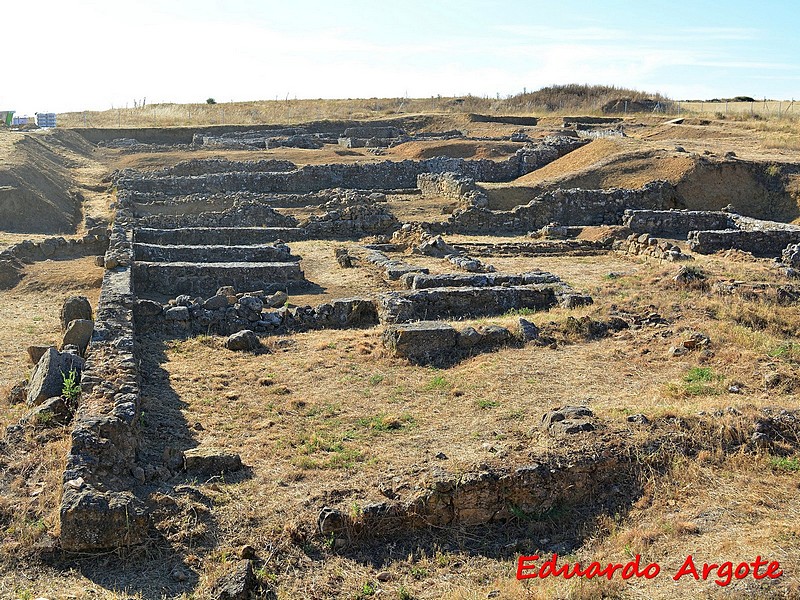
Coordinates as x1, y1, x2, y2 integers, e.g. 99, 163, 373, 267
206, 98, 217, 104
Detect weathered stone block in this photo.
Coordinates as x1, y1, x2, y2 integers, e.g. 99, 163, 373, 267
383, 321, 457, 366
60, 296, 93, 332
225, 330, 260, 351
27, 348, 84, 406
62, 319, 94, 355
184, 448, 243, 474
60, 485, 150, 551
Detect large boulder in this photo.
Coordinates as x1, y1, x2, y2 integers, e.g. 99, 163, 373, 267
62, 319, 94, 355
225, 330, 260, 351
26, 347, 84, 406
60, 296, 93, 332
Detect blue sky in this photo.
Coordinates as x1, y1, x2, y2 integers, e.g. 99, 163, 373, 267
3, 0, 798, 114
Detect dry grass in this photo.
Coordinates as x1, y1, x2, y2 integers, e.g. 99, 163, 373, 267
57, 86, 677, 129
122, 251, 800, 599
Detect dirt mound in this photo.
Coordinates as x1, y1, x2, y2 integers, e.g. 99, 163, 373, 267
514, 138, 631, 186
489, 137, 799, 220
390, 139, 522, 160
0, 130, 85, 233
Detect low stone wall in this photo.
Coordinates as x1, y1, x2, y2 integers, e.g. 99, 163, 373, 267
133, 243, 296, 263
383, 320, 517, 367
448, 181, 679, 234
135, 201, 298, 229
450, 240, 611, 257
318, 452, 626, 541
136, 295, 379, 336
377, 285, 559, 324
365, 250, 430, 280
623, 209, 734, 237
135, 227, 308, 246
60, 205, 148, 551
0, 231, 109, 289
401, 271, 563, 290
417, 172, 489, 209
150, 158, 297, 177
302, 204, 400, 238
688, 228, 800, 256
133, 261, 307, 297
115, 138, 587, 196
614, 233, 693, 261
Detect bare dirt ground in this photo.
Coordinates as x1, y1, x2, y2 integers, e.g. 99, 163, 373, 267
1, 111, 800, 599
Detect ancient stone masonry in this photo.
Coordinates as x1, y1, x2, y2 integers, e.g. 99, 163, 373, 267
318, 449, 627, 541
136, 293, 378, 336
377, 286, 560, 324
149, 158, 298, 177
60, 201, 149, 551
115, 137, 587, 197
382, 321, 517, 367
417, 172, 489, 209
135, 200, 299, 229
365, 250, 430, 281
0, 229, 110, 290
135, 227, 308, 246
614, 233, 693, 261
401, 271, 563, 290
623, 209, 734, 237
302, 203, 400, 238
447, 181, 680, 234
688, 215, 800, 256
130, 189, 398, 214
134, 261, 306, 297
450, 240, 611, 257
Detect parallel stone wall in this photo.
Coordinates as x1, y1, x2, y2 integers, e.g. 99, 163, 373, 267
0, 231, 109, 290
623, 209, 734, 237
135, 201, 298, 229
116, 138, 587, 196
688, 228, 800, 256
377, 285, 559, 324
449, 181, 678, 234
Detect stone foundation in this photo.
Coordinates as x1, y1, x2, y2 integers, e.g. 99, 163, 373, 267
133, 243, 296, 263
133, 261, 306, 297
377, 285, 559, 324
135, 227, 308, 245
623, 209, 734, 237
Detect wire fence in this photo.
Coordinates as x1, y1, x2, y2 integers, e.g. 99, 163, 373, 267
677, 100, 796, 118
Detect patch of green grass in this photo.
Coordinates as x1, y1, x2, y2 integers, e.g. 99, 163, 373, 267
357, 413, 415, 433
770, 456, 800, 472
291, 431, 363, 470
499, 410, 526, 421
477, 398, 499, 409
503, 307, 536, 316
684, 367, 717, 383
397, 586, 415, 600
424, 374, 450, 391
769, 342, 800, 362
368, 374, 385, 385
666, 367, 725, 398
357, 582, 376, 598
